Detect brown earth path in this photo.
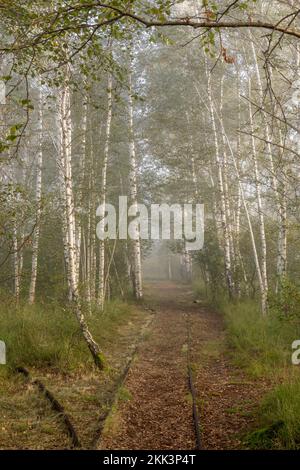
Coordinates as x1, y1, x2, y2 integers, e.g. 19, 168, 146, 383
100, 281, 267, 450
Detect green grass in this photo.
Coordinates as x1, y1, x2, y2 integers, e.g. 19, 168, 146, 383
0, 297, 133, 372
222, 300, 300, 378
117, 386, 132, 402
219, 298, 300, 449
244, 379, 300, 449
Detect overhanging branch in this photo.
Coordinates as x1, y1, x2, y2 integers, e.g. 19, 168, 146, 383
95, 2, 300, 39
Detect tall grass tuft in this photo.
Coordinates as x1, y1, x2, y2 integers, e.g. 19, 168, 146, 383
220, 286, 300, 449
0, 298, 133, 372
223, 300, 300, 377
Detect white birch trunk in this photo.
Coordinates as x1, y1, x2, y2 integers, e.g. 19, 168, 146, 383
276, 129, 288, 289
58, 76, 104, 368
128, 70, 143, 300
248, 76, 269, 302
75, 100, 87, 291
216, 107, 268, 315
29, 90, 43, 304
205, 58, 235, 298
13, 222, 20, 303
220, 76, 236, 275
98, 73, 113, 310
250, 39, 285, 289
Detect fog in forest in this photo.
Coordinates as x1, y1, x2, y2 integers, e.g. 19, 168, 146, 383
1, 0, 300, 456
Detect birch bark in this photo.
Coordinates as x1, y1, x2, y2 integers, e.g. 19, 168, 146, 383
205, 58, 235, 298
98, 73, 113, 310
216, 105, 268, 315
128, 70, 143, 300
247, 76, 269, 303
29, 90, 43, 304
13, 222, 20, 303
250, 39, 285, 287
58, 76, 104, 368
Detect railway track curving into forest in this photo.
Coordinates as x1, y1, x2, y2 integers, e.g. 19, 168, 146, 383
91, 312, 155, 449
13, 293, 202, 450
14, 309, 156, 450
93, 307, 202, 450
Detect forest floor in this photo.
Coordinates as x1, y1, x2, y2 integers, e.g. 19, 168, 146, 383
100, 281, 269, 450
0, 304, 152, 449
0, 281, 270, 450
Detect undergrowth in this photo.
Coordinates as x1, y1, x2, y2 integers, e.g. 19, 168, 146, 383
0, 297, 133, 373
194, 278, 300, 449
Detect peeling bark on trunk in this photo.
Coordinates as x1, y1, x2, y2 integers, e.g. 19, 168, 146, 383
29, 91, 43, 304
217, 108, 267, 315
58, 77, 104, 369
205, 58, 235, 299
128, 70, 143, 300
220, 76, 236, 277
276, 129, 288, 290
98, 73, 113, 310
13, 222, 20, 303
234, 68, 249, 297
251, 39, 285, 291
248, 76, 269, 306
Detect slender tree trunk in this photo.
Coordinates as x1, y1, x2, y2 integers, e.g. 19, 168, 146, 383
220, 75, 236, 274
168, 252, 172, 281
12, 163, 24, 303
276, 129, 288, 290
205, 58, 235, 298
29, 91, 43, 304
250, 39, 285, 289
216, 106, 268, 315
90, 196, 97, 301
13, 222, 20, 303
248, 76, 269, 304
75, 100, 87, 293
235, 185, 249, 296
204, 65, 267, 312
128, 70, 143, 300
235, 69, 249, 297
98, 73, 113, 310
58, 77, 104, 368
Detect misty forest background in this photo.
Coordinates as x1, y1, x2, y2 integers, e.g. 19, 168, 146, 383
1, 0, 300, 450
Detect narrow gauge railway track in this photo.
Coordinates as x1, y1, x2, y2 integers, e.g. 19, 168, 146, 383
91, 313, 155, 449
94, 308, 202, 451
13, 306, 201, 450
185, 312, 201, 450
14, 309, 155, 450
16, 366, 81, 448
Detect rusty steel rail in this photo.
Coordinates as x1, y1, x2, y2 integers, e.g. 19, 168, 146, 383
185, 313, 201, 450
91, 312, 155, 449
16, 366, 81, 448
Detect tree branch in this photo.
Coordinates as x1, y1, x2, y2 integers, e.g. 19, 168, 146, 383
95, 2, 300, 39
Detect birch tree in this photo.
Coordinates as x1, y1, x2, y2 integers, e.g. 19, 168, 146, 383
58, 74, 104, 368
205, 57, 235, 299
247, 73, 269, 307
128, 69, 143, 300
98, 73, 113, 310
250, 37, 286, 288
28, 90, 43, 304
